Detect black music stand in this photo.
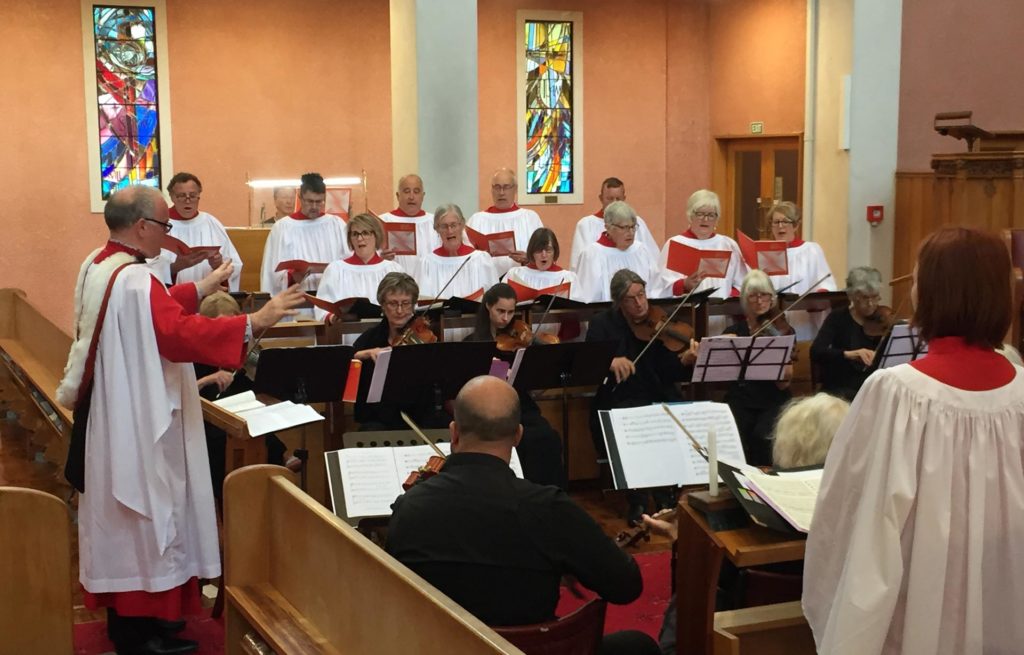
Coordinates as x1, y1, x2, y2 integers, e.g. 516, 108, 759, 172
691, 335, 796, 384
367, 341, 497, 404
507, 341, 618, 484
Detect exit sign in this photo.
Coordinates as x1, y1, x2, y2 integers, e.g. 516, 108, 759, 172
750, 121, 764, 134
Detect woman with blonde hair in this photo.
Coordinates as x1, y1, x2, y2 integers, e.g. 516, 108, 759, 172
771, 392, 849, 469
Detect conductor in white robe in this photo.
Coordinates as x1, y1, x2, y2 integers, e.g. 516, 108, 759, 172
377, 173, 439, 272
575, 201, 660, 304
804, 227, 1024, 655
56, 186, 302, 655
569, 177, 659, 271
466, 168, 544, 277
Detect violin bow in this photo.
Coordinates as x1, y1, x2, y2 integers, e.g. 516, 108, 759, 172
420, 254, 473, 310
661, 404, 706, 456
749, 273, 832, 338
530, 276, 566, 337
401, 411, 447, 459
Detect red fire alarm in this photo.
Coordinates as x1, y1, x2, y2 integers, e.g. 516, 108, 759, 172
867, 205, 884, 226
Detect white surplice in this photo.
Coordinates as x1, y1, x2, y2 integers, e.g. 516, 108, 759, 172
260, 214, 351, 294
315, 257, 404, 345
73, 266, 221, 593
575, 240, 661, 304
162, 211, 244, 291
803, 364, 1024, 655
569, 213, 660, 271
655, 232, 747, 300
466, 206, 544, 277
378, 210, 438, 273
768, 240, 837, 341
415, 248, 499, 341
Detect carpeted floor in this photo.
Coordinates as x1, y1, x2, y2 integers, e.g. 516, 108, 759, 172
73, 551, 671, 654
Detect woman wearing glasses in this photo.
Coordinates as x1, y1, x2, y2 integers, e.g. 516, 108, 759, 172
316, 213, 403, 344
575, 201, 660, 303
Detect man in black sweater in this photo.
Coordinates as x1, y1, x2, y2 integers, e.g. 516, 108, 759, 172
386, 376, 659, 655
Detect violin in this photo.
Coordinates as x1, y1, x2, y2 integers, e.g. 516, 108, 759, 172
495, 319, 560, 352
753, 311, 795, 338
861, 305, 896, 338
614, 507, 677, 549
628, 305, 694, 352
401, 455, 446, 490
392, 316, 438, 346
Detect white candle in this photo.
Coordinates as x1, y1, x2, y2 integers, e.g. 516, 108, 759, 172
708, 426, 718, 496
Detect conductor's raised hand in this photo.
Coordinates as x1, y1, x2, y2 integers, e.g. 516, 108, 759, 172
609, 356, 636, 384
250, 284, 304, 332
196, 259, 234, 297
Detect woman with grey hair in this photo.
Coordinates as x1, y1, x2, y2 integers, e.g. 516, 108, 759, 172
575, 200, 660, 303
810, 266, 885, 400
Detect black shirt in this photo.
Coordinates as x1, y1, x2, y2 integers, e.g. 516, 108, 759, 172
810, 307, 882, 401
721, 320, 791, 410
386, 452, 642, 626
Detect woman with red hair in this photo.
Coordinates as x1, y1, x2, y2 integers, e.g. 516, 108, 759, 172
803, 227, 1024, 654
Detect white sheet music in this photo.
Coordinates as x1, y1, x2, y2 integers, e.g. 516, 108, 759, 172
366, 347, 393, 403
240, 401, 324, 437
692, 335, 795, 382
602, 403, 747, 489
741, 466, 822, 533
878, 323, 928, 368
212, 390, 265, 413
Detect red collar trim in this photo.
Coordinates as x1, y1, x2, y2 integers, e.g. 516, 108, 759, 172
683, 229, 714, 239
434, 244, 475, 257
391, 208, 426, 218
526, 263, 563, 272
594, 209, 605, 218
486, 205, 520, 214
168, 206, 197, 220
95, 240, 145, 263
910, 336, 1015, 390
345, 253, 384, 265
290, 211, 313, 220
597, 232, 617, 247
787, 239, 806, 248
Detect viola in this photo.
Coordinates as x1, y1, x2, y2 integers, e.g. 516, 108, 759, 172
628, 305, 694, 352
401, 455, 446, 490
392, 316, 438, 346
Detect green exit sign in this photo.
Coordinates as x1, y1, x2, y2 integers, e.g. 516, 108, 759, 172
750, 121, 764, 134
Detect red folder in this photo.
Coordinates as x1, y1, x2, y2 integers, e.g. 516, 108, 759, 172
666, 241, 731, 278
507, 279, 572, 303
465, 226, 516, 257
343, 360, 361, 403
737, 231, 789, 275
275, 260, 329, 275
162, 235, 221, 258
383, 222, 417, 256
302, 294, 366, 317
465, 287, 485, 302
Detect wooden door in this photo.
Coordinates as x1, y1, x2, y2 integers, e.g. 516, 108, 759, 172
714, 136, 803, 239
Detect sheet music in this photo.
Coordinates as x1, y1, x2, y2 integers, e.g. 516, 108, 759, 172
665, 403, 747, 484
213, 390, 265, 413
605, 405, 691, 488
692, 335, 795, 382
240, 401, 324, 437
878, 323, 928, 368
366, 347, 393, 403
506, 348, 527, 385
338, 448, 404, 518
741, 467, 822, 533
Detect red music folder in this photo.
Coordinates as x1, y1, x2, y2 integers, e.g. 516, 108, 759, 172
737, 231, 789, 275
507, 279, 572, 303
383, 222, 417, 256
275, 260, 329, 276
464, 287, 485, 302
465, 226, 516, 257
162, 235, 221, 258
666, 241, 731, 278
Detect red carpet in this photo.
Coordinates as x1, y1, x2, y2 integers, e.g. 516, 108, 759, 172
73, 612, 223, 655
557, 551, 672, 640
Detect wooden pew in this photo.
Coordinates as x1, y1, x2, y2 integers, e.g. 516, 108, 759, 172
0, 487, 74, 655
224, 465, 524, 654
0, 289, 73, 472
713, 602, 814, 655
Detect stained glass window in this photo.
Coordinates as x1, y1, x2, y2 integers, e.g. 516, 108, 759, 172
93, 6, 161, 199
525, 21, 573, 194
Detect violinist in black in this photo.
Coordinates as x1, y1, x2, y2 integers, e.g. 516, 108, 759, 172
464, 283, 565, 488
721, 270, 793, 466
352, 272, 450, 431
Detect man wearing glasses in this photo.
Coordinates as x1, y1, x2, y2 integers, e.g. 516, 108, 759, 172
162, 171, 244, 291
569, 177, 660, 271
466, 168, 544, 277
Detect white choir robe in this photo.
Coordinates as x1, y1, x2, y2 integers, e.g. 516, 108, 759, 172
504, 264, 580, 338
768, 240, 837, 341
415, 246, 499, 341
58, 251, 246, 595
569, 211, 660, 271
260, 212, 351, 308
575, 237, 661, 304
378, 209, 439, 273
160, 210, 244, 291
656, 232, 746, 334
803, 361, 1024, 655
466, 205, 544, 277
315, 255, 404, 345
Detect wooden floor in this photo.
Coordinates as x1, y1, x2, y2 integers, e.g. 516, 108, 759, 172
0, 372, 670, 626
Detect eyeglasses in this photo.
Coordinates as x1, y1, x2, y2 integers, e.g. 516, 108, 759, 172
609, 223, 637, 232
492, 184, 516, 192
301, 197, 326, 206
437, 222, 462, 231
693, 211, 719, 220
142, 217, 172, 233
746, 292, 773, 302
770, 219, 795, 227
172, 193, 200, 202
852, 294, 881, 304
350, 230, 373, 240
384, 300, 413, 311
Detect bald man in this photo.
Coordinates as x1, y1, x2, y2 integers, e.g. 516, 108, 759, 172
387, 376, 659, 655
377, 174, 439, 272
466, 168, 544, 277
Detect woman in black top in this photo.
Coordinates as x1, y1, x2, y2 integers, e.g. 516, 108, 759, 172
464, 283, 565, 488
722, 270, 793, 466
810, 266, 884, 401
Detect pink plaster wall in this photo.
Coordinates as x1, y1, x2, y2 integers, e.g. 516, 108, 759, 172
898, 0, 1024, 170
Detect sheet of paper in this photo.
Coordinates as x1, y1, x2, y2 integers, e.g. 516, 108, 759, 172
606, 405, 691, 489
337, 448, 404, 518
366, 347, 393, 403
665, 402, 747, 485
741, 467, 822, 533
879, 323, 928, 368
213, 390, 265, 413
506, 348, 527, 386
241, 401, 324, 437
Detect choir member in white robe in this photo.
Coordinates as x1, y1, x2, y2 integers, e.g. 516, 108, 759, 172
55, 186, 303, 654
315, 213, 403, 344
377, 173, 439, 272
260, 172, 351, 295
466, 167, 543, 277
575, 201, 660, 304
569, 177, 659, 270
764, 201, 836, 341
415, 203, 499, 341
158, 172, 244, 291
505, 227, 579, 338
804, 227, 1024, 655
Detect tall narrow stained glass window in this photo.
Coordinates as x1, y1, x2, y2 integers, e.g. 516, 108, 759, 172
525, 21, 573, 194
92, 6, 162, 199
